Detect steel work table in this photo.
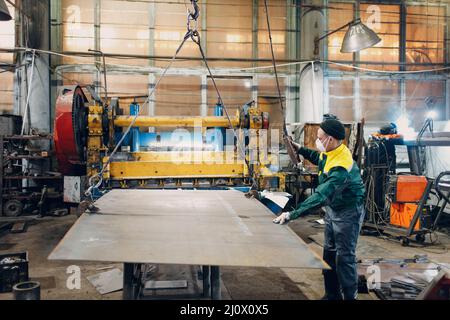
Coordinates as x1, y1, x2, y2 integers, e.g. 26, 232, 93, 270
49, 189, 328, 299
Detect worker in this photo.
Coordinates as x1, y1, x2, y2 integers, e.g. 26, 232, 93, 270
273, 118, 366, 300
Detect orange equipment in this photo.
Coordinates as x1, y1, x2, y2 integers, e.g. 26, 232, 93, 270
389, 175, 428, 230
390, 203, 420, 230
394, 175, 428, 203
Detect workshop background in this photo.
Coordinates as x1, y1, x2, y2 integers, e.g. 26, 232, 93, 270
0, 1, 447, 129
2, 0, 450, 173
1, 0, 450, 301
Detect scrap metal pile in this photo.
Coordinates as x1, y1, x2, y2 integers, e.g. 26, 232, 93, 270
358, 255, 450, 300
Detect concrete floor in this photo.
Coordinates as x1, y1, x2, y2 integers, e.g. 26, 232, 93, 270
0, 212, 449, 300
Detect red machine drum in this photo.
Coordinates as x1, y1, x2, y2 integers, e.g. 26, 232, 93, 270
54, 86, 88, 175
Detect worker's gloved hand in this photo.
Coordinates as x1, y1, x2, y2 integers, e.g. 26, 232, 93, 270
288, 136, 301, 152
245, 190, 261, 200
273, 212, 291, 225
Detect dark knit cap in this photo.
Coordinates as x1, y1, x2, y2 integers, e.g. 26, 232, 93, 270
320, 119, 346, 140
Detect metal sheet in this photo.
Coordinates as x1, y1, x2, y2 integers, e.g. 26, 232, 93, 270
49, 190, 328, 269
144, 280, 188, 290
86, 268, 123, 295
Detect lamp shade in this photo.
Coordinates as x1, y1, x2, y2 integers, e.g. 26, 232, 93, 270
0, 0, 12, 21
341, 19, 381, 53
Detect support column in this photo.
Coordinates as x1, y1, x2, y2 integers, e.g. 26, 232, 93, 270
295, 0, 302, 123
149, 1, 155, 61
446, 78, 450, 120
252, 0, 259, 106
19, 0, 51, 137
353, 1, 361, 122
399, 2, 407, 116
287, 0, 297, 62
201, 74, 208, 116
323, 77, 330, 115
94, 0, 101, 95
353, 76, 361, 121
148, 0, 155, 121
14, 0, 23, 117
201, 0, 207, 55
199, 0, 207, 117
286, 75, 295, 124
252, 75, 258, 104
148, 2, 156, 131
287, 0, 298, 124
400, 79, 407, 115
50, 0, 62, 133
445, 3, 450, 120
399, 2, 407, 73
252, 0, 258, 69
148, 74, 156, 117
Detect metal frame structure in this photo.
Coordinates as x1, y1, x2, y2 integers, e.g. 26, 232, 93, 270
0, 134, 62, 218
122, 263, 222, 300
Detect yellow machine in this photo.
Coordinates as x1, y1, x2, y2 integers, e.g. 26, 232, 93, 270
54, 86, 286, 192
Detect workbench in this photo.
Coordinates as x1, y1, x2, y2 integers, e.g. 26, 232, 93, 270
49, 189, 328, 299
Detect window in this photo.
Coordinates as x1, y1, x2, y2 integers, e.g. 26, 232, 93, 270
100, 0, 149, 66
107, 74, 150, 115
328, 3, 400, 71
359, 4, 400, 71
360, 79, 401, 122
62, 0, 95, 64
405, 80, 445, 130
406, 5, 445, 70
258, 0, 287, 62
326, 2, 447, 124
155, 1, 201, 67
328, 79, 354, 121
207, 78, 252, 115
258, 77, 286, 97
258, 77, 286, 141
327, 2, 354, 63
207, 0, 253, 68
0, 72, 15, 113
0, 2, 15, 113
60, 72, 94, 87
57, 0, 290, 120
155, 76, 201, 116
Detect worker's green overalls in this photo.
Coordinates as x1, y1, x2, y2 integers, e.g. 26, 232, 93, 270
292, 143, 365, 300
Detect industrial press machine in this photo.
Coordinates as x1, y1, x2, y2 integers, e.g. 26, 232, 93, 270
54, 86, 286, 197
50, 85, 328, 301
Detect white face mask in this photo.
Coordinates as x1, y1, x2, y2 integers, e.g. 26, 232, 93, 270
316, 137, 329, 152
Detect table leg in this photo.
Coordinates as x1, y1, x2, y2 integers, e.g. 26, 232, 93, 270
202, 266, 211, 298
123, 263, 136, 300
0, 136, 3, 217
210, 266, 221, 300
